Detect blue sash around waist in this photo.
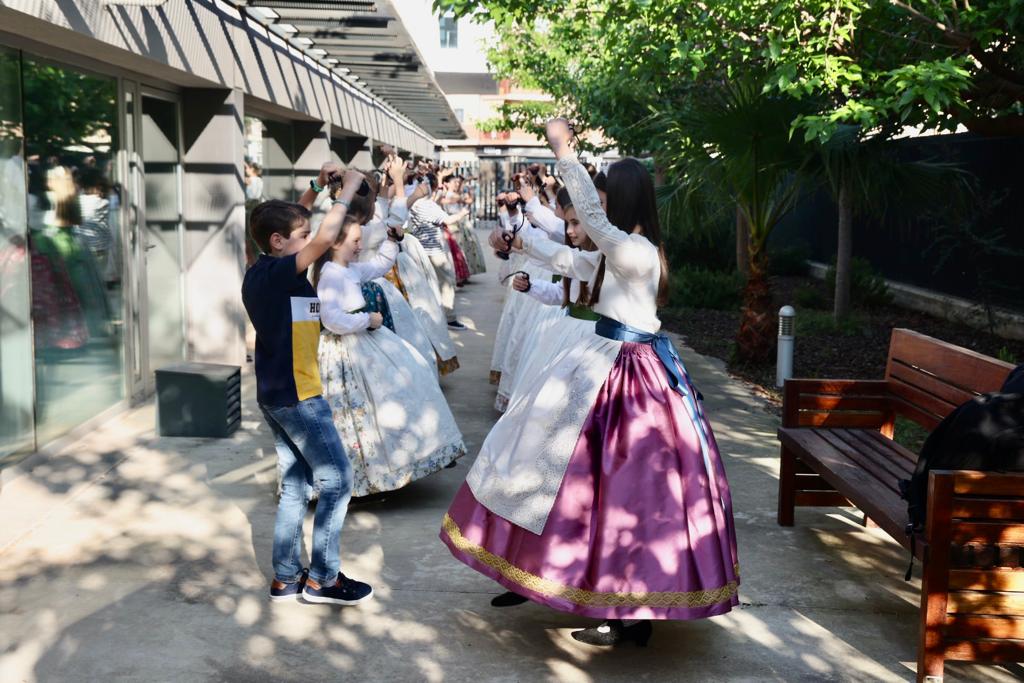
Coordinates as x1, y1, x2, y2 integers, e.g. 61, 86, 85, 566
595, 315, 714, 472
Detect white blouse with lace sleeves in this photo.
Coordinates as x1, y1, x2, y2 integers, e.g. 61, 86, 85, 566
348, 238, 398, 283
524, 278, 563, 306
317, 261, 370, 335
555, 154, 659, 281
524, 196, 565, 244
520, 228, 600, 282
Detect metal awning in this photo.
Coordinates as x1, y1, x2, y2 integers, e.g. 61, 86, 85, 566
240, 0, 465, 141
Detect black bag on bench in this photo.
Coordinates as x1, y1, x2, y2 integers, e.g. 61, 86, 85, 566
899, 364, 1024, 578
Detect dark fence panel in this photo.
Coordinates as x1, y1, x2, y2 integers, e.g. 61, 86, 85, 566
771, 133, 1024, 312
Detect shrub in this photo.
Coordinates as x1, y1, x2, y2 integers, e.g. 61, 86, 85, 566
794, 310, 870, 337
794, 284, 828, 310
769, 242, 811, 276
669, 265, 743, 311
826, 257, 893, 309
998, 346, 1018, 364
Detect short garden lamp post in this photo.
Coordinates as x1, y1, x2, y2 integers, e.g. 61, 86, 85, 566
776, 306, 796, 388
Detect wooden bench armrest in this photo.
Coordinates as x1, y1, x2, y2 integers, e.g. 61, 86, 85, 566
782, 379, 894, 430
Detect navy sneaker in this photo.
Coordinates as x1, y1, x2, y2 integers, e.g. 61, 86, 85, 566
447, 320, 467, 330
269, 568, 308, 602
302, 573, 374, 606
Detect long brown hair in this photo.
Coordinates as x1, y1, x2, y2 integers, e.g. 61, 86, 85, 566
587, 158, 669, 308
556, 187, 595, 308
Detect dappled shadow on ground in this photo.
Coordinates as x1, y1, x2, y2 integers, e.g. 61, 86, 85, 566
1, 245, 1020, 681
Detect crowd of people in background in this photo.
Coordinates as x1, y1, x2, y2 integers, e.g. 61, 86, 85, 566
244, 119, 739, 646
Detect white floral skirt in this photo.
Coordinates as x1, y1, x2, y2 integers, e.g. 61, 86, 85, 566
319, 328, 466, 496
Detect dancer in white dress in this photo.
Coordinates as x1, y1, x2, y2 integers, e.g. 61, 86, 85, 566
315, 212, 466, 496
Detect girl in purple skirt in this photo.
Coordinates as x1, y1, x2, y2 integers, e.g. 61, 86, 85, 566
440, 118, 739, 646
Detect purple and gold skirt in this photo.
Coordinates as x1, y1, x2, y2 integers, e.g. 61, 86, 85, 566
441, 341, 739, 620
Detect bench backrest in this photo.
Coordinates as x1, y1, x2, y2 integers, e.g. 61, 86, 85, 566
885, 329, 1014, 431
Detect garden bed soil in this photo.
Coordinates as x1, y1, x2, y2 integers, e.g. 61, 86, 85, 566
662, 275, 1024, 410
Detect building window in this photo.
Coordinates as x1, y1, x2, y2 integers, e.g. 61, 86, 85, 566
454, 108, 464, 123
439, 14, 458, 49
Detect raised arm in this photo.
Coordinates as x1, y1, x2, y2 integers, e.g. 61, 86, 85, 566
547, 119, 654, 279
296, 169, 362, 274
350, 238, 399, 282
298, 162, 341, 211
523, 195, 565, 243
519, 228, 600, 281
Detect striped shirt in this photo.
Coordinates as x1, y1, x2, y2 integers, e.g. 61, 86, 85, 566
408, 199, 449, 256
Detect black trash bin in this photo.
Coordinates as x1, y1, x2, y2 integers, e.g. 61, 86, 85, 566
155, 362, 241, 437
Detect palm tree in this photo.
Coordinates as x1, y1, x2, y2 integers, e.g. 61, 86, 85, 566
657, 79, 818, 362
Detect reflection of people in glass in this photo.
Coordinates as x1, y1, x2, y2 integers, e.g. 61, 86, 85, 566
245, 161, 265, 202
30, 164, 112, 342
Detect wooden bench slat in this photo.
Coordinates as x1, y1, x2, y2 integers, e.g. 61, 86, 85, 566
888, 361, 975, 411
951, 472, 1024, 497
835, 428, 917, 474
949, 569, 1024, 592
887, 329, 1013, 396
944, 639, 1024, 663
797, 394, 892, 412
889, 376, 959, 425
947, 591, 1024, 616
778, 428, 910, 547
816, 430, 910, 488
853, 428, 919, 468
944, 615, 1024, 641
952, 522, 1024, 546
796, 411, 892, 429
794, 473, 840, 491
952, 498, 1024, 521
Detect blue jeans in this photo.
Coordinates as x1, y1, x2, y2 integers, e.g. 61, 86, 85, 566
260, 396, 352, 586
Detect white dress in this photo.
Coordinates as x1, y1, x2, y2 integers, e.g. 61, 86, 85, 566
318, 242, 466, 496
396, 233, 459, 373
488, 209, 559, 397
359, 201, 438, 378
467, 153, 664, 533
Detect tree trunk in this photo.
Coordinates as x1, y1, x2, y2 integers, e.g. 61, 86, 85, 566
834, 178, 853, 321
736, 206, 750, 279
735, 242, 774, 363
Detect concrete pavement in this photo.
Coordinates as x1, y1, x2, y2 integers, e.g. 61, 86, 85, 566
0, 234, 1019, 682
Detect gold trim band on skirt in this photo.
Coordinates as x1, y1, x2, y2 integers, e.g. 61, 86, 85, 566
442, 513, 739, 609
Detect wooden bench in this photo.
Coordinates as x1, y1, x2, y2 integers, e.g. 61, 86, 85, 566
776, 328, 1020, 682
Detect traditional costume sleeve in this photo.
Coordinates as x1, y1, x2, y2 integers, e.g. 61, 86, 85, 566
318, 265, 370, 334
524, 196, 565, 244
556, 154, 656, 280
349, 238, 399, 283
520, 228, 599, 282
524, 278, 563, 306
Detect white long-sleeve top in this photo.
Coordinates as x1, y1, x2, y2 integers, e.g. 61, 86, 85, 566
524, 196, 565, 244
523, 278, 563, 306
318, 239, 399, 335
519, 227, 602, 283
554, 154, 662, 333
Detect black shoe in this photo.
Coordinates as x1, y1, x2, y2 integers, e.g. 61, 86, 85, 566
269, 568, 308, 602
445, 460, 458, 469
571, 620, 652, 647
490, 591, 529, 607
302, 573, 374, 606
447, 320, 467, 330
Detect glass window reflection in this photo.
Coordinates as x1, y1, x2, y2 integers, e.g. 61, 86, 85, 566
23, 58, 125, 446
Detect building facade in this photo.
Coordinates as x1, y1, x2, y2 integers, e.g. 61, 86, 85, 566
0, 0, 455, 466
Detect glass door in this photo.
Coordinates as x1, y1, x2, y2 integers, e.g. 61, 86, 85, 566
0, 47, 34, 462
139, 91, 185, 390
